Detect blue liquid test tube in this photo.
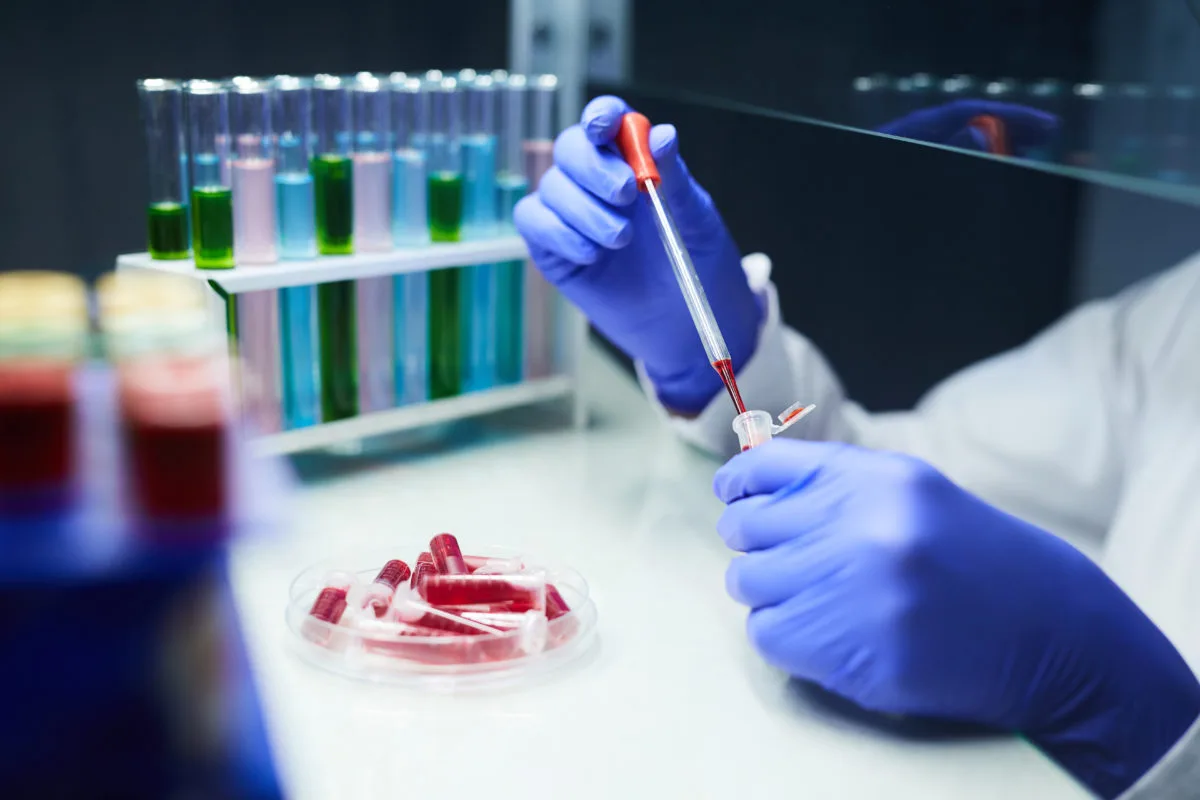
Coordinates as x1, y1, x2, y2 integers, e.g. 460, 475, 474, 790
462, 73, 499, 392
390, 73, 430, 405
495, 73, 528, 385
272, 76, 320, 429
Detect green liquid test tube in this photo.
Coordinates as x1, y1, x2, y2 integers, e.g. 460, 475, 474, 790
192, 187, 235, 268
147, 202, 189, 260
312, 154, 354, 255
139, 79, 190, 260
428, 171, 464, 399
186, 80, 234, 269
427, 76, 467, 400
317, 281, 358, 420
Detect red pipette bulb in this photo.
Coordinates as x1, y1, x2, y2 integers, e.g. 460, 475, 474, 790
615, 112, 661, 188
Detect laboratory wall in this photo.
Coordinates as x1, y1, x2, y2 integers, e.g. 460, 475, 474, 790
0, 0, 507, 282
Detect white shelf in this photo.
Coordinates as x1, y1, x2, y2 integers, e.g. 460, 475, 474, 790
250, 375, 575, 457
116, 237, 529, 293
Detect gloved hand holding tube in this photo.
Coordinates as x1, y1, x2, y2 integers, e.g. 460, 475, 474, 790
714, 440, 1200, 799
514, 95, 762, 415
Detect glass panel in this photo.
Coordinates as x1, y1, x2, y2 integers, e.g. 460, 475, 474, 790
591, 0, 1200, 205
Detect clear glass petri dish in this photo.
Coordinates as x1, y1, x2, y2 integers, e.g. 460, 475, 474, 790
285, 545, 597, 689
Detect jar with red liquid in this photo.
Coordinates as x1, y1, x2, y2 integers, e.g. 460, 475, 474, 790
98, 272, 233, 531
0, 272, 89, 515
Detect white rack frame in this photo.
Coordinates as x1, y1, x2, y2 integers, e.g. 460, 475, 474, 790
116, 238, 588, 455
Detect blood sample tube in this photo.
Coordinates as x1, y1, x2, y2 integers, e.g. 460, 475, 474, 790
419, 573, 547, 612
138, 79, 190, 260
393, 597, 504, 636
410, 558, 435, 588
186, 80, 234, 269
363, 559, 410, 617
0, 272, 88, 515
430, 532, 468, 574
546, 584, 570, 621
304, 580, 350, 647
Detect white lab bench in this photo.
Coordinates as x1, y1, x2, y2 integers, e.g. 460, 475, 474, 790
228, 344, 1090, 800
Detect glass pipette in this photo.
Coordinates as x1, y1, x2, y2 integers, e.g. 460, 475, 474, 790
615, 112, 747, 414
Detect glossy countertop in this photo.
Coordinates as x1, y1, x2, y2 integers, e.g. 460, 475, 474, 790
229, 344, 1088, 800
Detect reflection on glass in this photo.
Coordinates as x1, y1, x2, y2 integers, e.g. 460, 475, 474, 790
849, 72, 1200, 192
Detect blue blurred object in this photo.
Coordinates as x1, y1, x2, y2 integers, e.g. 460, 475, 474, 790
0, 366, 286, 799
878, 99, 1059, 158
514, 94, 761, 414
713, 440, 1200, 799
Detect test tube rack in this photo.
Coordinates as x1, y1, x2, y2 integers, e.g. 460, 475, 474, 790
115, 238, 587, 456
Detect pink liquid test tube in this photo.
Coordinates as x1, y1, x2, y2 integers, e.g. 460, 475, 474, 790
236, 289, 282, 434
305, 586, 349, 646
419, 573, 546, 612
356, 275, 394, 413
418, 551, 523, 573
410, 559, 435, 588
231, 158, 278, 264
352, 151, 392, 251
229, 82, 278, 264
430, 533, 468, 574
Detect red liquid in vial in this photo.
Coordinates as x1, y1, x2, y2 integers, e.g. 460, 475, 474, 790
0, 362, 74, 496
430, 533, 468, 574
410, 560, 434, 589
419, 574, 544, 611
712, 358, 747, 415
546, 584, 571, 621
120, 357, 227, 522
309, 587, 348, 624
373, 560, 411, 590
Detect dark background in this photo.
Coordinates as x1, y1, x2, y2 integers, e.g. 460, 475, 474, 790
5, 0, 1197, 412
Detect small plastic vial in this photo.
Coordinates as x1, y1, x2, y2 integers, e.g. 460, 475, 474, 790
360, 559, 411, 617
430, 532, 468, 574
732, 402, 817, 451
419, 572, 547, 612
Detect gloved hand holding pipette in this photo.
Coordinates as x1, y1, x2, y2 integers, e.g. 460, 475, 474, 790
514, 95, 761, 414
715, 439, 1200, 800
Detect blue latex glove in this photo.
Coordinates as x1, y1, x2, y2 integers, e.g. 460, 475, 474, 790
514, 95, 762, 414
714, 440, 1200, 798
878, 99, 1058, 157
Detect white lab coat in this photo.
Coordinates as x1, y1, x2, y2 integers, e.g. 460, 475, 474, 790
641, 253, 1200, 799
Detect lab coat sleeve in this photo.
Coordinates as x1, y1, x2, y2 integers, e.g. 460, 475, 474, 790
637, 253, 1176, 541
1119, 715, 1200, 799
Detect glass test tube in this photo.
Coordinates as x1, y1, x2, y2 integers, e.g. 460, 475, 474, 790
273, 76, 320, 430
229, 78, 278, 265
312, 74, 357, 422
0, 273, 88, 516
495, 74, 528, 385
229, 79, 283, 433
139, 80, 190, 260
463, 74, 499, 392
523, 75, 559, 380
186, 80, 234, 269
351, 74, 395, 413
428, 77, 466, 400
390, 74, 430, 406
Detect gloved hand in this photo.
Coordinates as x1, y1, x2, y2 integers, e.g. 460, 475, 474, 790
514, 95, 762, 414
714, 440, 1200, 799
878, 99, 1058, 157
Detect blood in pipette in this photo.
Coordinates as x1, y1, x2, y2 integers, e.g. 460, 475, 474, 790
711, 358, 747, 415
